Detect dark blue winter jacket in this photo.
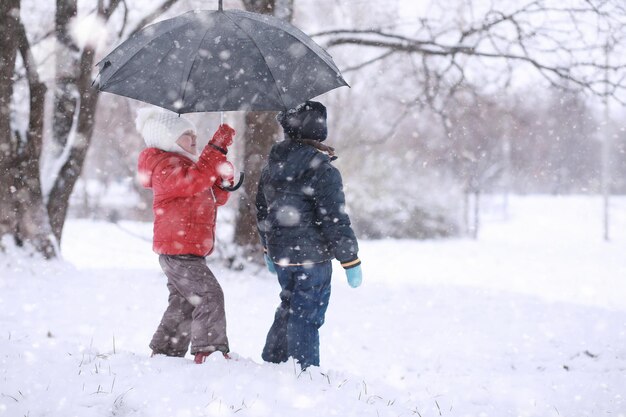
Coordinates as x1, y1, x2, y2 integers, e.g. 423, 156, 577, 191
256, 139, 359, 267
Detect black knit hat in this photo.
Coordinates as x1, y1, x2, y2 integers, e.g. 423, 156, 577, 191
277, 101, 328, 142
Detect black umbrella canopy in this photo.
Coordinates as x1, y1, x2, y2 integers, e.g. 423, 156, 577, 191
96, 9, 348, 113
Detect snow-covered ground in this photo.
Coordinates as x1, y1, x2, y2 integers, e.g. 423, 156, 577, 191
1, 195, 625, 417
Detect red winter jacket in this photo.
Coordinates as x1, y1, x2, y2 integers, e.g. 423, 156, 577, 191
137, 145, 231, 257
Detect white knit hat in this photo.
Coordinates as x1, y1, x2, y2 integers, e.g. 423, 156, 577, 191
135, 107, 197, 153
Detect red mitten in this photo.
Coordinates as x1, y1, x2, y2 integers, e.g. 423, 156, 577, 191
217, 160, 235, 188
209, 124, 235, 150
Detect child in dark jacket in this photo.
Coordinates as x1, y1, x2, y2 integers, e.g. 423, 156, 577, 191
136, 108, 236, 364
256, 100, 362, 370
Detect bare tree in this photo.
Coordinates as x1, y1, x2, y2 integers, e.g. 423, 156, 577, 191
1, 0, 54, 256
5, 0, 624, 257
312, 0, 625, 239
507, 88, 599, 193
0, 0, 182, 257
316, 1, 626, 110
446, 91, 508, 238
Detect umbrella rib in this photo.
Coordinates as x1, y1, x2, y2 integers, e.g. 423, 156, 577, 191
221, 12, 288, 108
144, 43, 181, 99
107, 41, 178, 97
227, 10, 342, 75
100, 19, 191, 89
180, 25, 214, 106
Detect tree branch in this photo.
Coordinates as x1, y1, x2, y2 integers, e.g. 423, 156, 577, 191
127, 0, 181, 37
322, 28, 625, 103
15, 21, 46, 157
317, 1, 626, 105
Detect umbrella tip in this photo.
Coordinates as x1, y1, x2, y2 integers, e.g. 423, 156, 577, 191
218, 0, 223, 11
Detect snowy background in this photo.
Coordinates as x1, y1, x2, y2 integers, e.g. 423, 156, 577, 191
2, 195, 625, 417
2, 0, 626, 416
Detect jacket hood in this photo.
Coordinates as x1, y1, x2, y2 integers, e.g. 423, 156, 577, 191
276, 101, 328, 142
266, 139, 330, 183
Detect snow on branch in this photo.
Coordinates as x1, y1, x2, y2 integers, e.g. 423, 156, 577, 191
315, 0, 626, 104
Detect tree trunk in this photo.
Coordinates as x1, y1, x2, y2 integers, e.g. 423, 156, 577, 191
16, 19, 57, 257
0, 0, 175, 258
234, 0, 288, 257
0, 1, 57, 257
14, 81, 56, 257
52, 0, 79, 152
46, 0, 99, 244
0, 0, 21, 245
46, 47, 99, 244
46, 0, 175, 244
472, 190, 480, 240
274, 0, 293, 20
241, 0, 275, 14
233, 112, 279, 248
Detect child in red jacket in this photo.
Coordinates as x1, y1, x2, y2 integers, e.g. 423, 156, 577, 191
136, 108, 235, 363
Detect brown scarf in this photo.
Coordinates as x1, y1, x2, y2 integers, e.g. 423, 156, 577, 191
295, 138, 337, 160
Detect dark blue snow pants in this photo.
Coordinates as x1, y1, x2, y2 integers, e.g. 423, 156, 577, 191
262, 261, 332, 369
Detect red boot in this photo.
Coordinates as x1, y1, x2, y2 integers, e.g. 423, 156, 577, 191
194, 352, 211, 364
194, 351, 231, 364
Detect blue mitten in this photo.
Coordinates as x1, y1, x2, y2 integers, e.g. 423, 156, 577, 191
264, 253, 276, 274
345, 265, 362, 288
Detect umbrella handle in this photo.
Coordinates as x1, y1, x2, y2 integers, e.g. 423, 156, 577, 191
219, 172, 245, 192
220, 111, 224, 125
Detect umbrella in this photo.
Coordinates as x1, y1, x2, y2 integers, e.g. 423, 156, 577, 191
95, 4, 348, 113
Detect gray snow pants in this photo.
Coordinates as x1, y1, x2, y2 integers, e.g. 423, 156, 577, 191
149, 254, 229, 356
